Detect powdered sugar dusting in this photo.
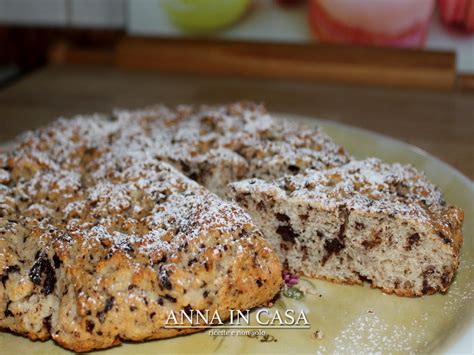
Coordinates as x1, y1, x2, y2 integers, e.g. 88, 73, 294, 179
333, 311, 430, 353
113, 102, 350, 195
233, 158, 462, 235
442, 259, 474, 311
0, 104, 278, 264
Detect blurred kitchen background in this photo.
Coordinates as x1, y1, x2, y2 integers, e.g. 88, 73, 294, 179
0, 0, 473, 88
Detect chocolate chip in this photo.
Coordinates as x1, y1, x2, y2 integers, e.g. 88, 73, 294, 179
275, 213, 290, 223
299, 214, 309, 222
422, 280, 435, 294
203, 290, 209, 298
441, 272, 451, 288
288, 165, 300, 173
164, 294, 177, 303
104, 297, 115, 313
361, 230, 382, 249
422, 267, 436, 294
97, 297, 115, 323
322, 208, 348, 265
256, 201, 266, 211
6, 265, 19, 273
322, 238, 345, 265
29, 253, 56, 296
156, 255, 167, 264
187, 258, 198, 267
304, 181, 315, 189
276, 225, 299, 243
437, 231, 452, 245
405, 233, 420, 251
52, 254, 61, 269
86, 320, 95, 333
256, 278, 263, 287
4, 301, 13, 318
183, 305, 193, 315
337, 207, 349, 240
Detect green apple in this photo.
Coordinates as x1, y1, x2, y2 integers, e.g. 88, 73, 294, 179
161, 0, 251, 33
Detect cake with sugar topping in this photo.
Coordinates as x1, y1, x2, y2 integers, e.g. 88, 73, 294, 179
228, 158, 464, 296
0, 102, 465, 351
0, 111, 282, 352
114, 102, 350, 196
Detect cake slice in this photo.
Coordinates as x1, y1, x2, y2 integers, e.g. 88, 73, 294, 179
228, 158, 464, 296
0, 115, 282, 352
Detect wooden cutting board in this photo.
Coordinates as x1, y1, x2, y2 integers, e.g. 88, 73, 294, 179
114, 37, 456, 90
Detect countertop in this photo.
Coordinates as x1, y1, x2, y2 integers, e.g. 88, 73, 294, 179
0, 64, 472, 178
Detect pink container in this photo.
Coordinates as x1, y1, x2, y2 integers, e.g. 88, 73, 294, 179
308, 0, 435, 48
439, 0, 474, 33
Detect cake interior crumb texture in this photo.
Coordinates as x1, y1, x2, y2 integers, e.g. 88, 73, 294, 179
228, 158, 463, 296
